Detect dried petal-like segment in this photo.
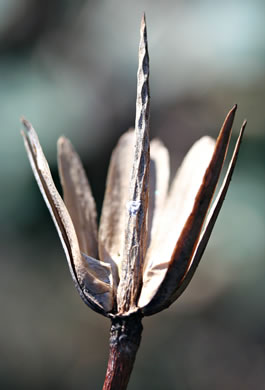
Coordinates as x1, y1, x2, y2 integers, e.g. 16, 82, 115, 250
81, 253, 114, 307
141, 105, 237, 315
146, 139, 170, 252
21, 119, 113, 315
98, 130, 134, 284
117, 14, 150, 313
82, 253, 113, 284
168, 120, 247, 305
57, 137, 98, 258
138, 136, 216, 308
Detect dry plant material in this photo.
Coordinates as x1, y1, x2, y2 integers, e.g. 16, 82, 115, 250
21, 14, 246, 390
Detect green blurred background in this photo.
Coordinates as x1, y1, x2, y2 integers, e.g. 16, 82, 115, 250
1, 1, 265, 389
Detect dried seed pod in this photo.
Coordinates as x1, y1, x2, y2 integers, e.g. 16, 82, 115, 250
21, 14, 246, 390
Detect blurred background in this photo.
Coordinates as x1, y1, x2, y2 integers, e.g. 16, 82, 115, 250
1, 0, 265, 389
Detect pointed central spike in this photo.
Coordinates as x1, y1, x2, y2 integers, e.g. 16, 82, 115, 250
117, 15, 150, 314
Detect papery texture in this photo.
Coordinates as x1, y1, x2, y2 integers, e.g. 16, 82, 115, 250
57, 137, 98, 258
147, 139, 170, 252
139, 136, 215, 308
169, 120, 247, 305
140, 105, 237, 314
98, 130, 134, 284
22, 120, 113, 313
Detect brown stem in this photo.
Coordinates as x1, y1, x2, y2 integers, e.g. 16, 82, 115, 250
102, 313, 143, 390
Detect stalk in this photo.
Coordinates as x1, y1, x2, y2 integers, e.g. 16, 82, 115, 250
102, 313, 143, 390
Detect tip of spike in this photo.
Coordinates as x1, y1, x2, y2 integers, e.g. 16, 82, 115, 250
20, 116, 31, 131
140, 13, 147, 36
141, 12, 146, 25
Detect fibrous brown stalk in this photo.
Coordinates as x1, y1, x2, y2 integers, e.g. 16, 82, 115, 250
103, 314, 143, 390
